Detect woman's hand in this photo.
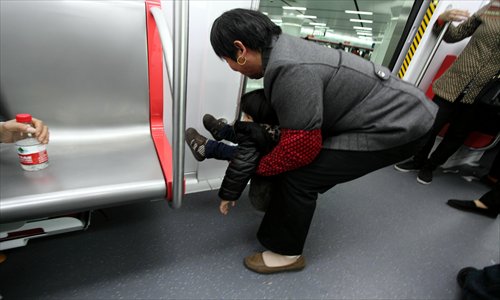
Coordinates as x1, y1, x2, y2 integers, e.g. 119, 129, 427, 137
219, 200, 236, 215
31, 118, 50, 144
439, 9, 470, 22
0, 118, 49, 144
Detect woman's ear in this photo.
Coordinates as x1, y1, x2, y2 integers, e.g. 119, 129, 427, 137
233, 40, 247, 56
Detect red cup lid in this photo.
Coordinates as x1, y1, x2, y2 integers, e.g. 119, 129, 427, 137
16, 113, 32, 123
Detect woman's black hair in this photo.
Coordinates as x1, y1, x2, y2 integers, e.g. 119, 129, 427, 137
240, 89, 278, 125
210, 8, 282, 61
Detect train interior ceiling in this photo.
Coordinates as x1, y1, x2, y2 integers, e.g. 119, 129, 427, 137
0, 0, 498, 299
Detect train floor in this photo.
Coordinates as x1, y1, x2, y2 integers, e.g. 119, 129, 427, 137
1, 155, 499, 299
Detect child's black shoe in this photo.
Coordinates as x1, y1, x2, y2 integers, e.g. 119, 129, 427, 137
203, 114, 227, 141
185, 128, 207, 161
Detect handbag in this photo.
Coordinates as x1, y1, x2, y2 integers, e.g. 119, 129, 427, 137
474, 71, 500, 134
476, 71, 500, 108
248, 175, 275, 212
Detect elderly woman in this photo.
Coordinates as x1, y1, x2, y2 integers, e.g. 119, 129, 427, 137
210, 8, 438, 274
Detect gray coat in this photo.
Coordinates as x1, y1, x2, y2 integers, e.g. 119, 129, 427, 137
262, 34, 438, 151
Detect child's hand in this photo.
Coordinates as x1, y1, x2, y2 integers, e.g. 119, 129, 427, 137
219, 200, 236, 215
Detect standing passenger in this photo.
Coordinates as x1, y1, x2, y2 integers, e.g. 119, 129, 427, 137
395, 2, 500, 184
210, 8, 438, 274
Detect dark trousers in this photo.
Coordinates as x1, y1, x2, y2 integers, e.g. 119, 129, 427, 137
480, 183, 500, 214
489, 151, 500, 179
257, 135, 428, 255
414, 95, 477, 169
462, 264, 500, 300
204, 125, 237, 161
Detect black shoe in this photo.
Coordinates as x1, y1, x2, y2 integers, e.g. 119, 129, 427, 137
203, 114, 227, 141
185, 128, 207, 161
447, 199, 498, 219
457, 267, 477, 288
417, 167, 433, 184
394, 160, 423, 172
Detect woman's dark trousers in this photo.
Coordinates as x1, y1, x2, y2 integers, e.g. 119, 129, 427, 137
257, 135, 428, 255
480, 183, 500, 214
413, 95, 477, 170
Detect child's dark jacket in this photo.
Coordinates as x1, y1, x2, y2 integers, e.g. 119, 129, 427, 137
218, 121, 279, 200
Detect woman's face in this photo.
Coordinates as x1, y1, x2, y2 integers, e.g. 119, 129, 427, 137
223, 56, 263, 79
223, 41, 264, 79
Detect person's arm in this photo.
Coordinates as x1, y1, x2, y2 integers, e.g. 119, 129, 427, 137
433, 9, 481, 43
257, 63, 323, 176
218, 124, 263, 201
0, 118, 49, 144
218, 130, 261, 215
218, 143, 260, 201
256, 128, 322, 176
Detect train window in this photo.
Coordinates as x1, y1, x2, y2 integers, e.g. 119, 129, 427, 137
245, 0, 421, 92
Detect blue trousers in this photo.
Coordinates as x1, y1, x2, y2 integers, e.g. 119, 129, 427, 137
204, 124, 237, 161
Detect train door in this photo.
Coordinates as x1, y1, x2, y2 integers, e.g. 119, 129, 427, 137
165, 0, 259, 193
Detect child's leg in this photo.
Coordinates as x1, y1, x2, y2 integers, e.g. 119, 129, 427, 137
203, 114, 237, 143
217, 125, 237, 143
185, 128, 208, 161
205, 140, 237, 161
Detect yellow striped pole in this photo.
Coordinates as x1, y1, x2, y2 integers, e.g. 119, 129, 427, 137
398, 0, 439, 78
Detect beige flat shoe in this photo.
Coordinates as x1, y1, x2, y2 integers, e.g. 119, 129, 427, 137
243, 252, 305, 274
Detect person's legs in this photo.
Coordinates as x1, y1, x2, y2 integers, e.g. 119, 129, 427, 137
460, 264, 500, 300
426, 102, 477, 168
480, 152, 500, 187
205, 140, 237, 160
418, 102, 477, 184
478, 183, 500, 214
395, 96, 454, 171
203, 114, 237, 143
186, 127, 237, 161
446, 183, 499, 218
215, 125, 237, 143
488, 151, 500, 180
256, 135, 427, 257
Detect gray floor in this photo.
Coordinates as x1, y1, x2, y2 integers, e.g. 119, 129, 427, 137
0, 159, 499, 299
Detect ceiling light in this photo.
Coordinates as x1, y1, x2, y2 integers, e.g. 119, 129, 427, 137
309, 22, 327, 26
299, 15, 317, 19
350, 19, 373, 24
282, 6, 307, 11
353, 26, 372, 31
345, 10, 373, 15
357, 32, 372, 36
262, 12, 268, 15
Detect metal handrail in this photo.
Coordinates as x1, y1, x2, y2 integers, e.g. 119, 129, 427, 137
414, 22, 450, 87
150, 7, 173, 91
149, 3, 188, 209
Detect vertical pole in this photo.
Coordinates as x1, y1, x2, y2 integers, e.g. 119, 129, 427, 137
414, 22, 450, 87
172, 0, 189, 208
